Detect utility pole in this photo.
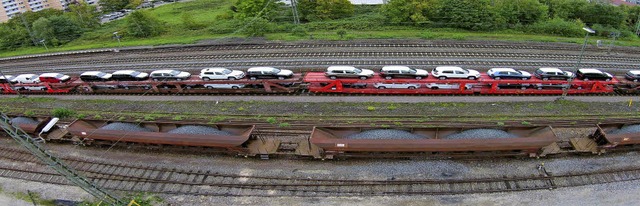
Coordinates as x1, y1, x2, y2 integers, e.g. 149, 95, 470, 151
635, 16, 640, 36
562, 27, 595, 98
290, 0, 300, 24
607, 32, 620, 55
0, 112, 124, 205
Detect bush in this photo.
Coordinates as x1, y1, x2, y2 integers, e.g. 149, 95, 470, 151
367, 106, 375, 111
525, 18, 585, 37
266, 117, 277, 124
241, 18, 272, 37
290, 26, 308, 37
304, 13, 385, 31
208, 20, 241, 34
52, 107, 76, 118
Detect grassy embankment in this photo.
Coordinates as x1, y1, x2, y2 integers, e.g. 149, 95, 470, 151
1, 0, 639, 57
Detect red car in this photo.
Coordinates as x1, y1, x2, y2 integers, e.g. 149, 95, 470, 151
38, 73, 70, 83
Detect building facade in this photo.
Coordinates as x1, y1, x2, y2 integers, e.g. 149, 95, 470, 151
0, 0, 99, 23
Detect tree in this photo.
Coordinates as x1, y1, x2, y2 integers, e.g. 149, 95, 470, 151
542, 0, 588, 20
126, 11, 166, 38
241, 17, 271, 37
436, 0, 500, 30
233, 0, 283, 21
495, 0, 547, 26
381, 0, 436, 25
66, 2, 101, 29
48, 15, 83, 44
576, 3, 626, 28
100, 0, 130, 13
31, 17, 55, 44
0, 24, 31, 50
298, 0, 354, 21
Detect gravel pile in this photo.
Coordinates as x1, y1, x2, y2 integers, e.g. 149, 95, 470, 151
608, 124, 640, 134
168, 125, 233, 136
345, 129, 426, 139
10, 117, 38, 126
99, 122, 153, 132
445, 129, 519, 139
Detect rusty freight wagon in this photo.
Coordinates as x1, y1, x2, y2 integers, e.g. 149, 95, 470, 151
591, 123, 640, 152
308, 126, 559, 159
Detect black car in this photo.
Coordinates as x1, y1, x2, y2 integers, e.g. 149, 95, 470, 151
80, 71, 112, 82
110, 70, 149, 81
625, 70, 640, 82
576, 69, 613, 81
534, 68, 574, 80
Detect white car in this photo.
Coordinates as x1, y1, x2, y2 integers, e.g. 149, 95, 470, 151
374, 83, 420, 89
431, 66, 480, 80
0, 75, 14, 83
425, 83, 473, 90
487, 68, 532, 80
200, 68, 245, 80
12, 74, 40, 84
204, 84, 245, 89
150, 70, 191, 81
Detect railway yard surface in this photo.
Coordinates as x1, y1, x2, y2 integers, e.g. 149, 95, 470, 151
2, 39, 640, 205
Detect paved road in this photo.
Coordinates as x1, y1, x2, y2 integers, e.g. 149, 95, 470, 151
3, 95, 637, 103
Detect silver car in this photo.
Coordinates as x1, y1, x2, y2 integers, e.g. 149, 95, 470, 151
374, 83, 420, 89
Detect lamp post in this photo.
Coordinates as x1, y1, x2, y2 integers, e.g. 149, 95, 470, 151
39, 39, 48, 51
113, 32, 122, 52
562, 27, 595, 98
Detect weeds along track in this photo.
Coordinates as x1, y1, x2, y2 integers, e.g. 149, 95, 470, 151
1, 144, 640, 197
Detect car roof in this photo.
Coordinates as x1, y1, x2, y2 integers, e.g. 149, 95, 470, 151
538, 67, 562, 72
112, 70, 138, 74
578, 69, 604, 74
489, 68, 516, 72
434, 66, 463, 70
201, 67, 229, 72
0, 75, 13, 79
151, 69, 178, 73
81, 71, 105, 76
16, 74, 37, 77
39, 73, 65, 77
248, 67, 278, 71
381, 66, 411, 70
628, 70, 640, 75
327, 66, 357, 70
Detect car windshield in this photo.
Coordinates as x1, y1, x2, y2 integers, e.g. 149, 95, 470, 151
271, 68, 281, 73
223, 69, 232, 74
131, 71, 141, 76
55, 74, 64, 78
97, 72, 107, 77
170, 70, 181, 75
463, 69, 469, 72
409, 68, 417, 73
354, 68, 362, 73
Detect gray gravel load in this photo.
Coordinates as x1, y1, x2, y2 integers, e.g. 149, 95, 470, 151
445, 129, 519, 139
10, 117, 38, 126
346, 129, 426, 139
99, 122, 153, 132
168, 125, 233, 136
608, 124, 640, 134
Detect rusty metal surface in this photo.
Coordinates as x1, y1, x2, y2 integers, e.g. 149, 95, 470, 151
67, 119, 254, 148
593, 124, 640, 146
310, 126, 557, 152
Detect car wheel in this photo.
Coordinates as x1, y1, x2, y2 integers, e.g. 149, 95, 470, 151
584, 78, 589, 81
522, 77, 528, 80
415, 76, 423, 80
385, 76, 392, 80
494, 77, 501, 80
521, 86, 527, 90
329, 76, 337, 80
359, 76, 367, 80
537, 87, 542, 90
468, 76, 476, 80
634, 79, 639, 82
431, 87, 439, 90
577, 86, 583, 90
203, 77, 210, 81
176, 78, 182, 81
378, 86, 386, 89
250, 77, 257, 80
232, 86, 240, 89
185, 86, 192, 89
41, 88, 47, 91
408, 86, 416, 89
207, 86, 214, 89
439, 76, 446, 80
124, 86, 130, 90
606, 78, 611, 82
278, 76, 285, 80
542, 77, 549, 81
153, 78, 159, 81
228, 77, 236, 80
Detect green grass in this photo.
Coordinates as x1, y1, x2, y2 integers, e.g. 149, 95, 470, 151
1, 0, 639, 57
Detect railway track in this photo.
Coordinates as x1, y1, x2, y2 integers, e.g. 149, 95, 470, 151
0, 144, 639, 197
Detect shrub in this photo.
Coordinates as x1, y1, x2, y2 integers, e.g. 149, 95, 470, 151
143, 115, 156, 121
337, 29, 347, 38
93, 114, 103, 119
266, 117, 277, 124
525, 18, 585, 37
23, 110, 35, 116
278, 122, 290, 127
209, 116, 227, 123
367, 106, 375, 111
52, 107, 76, 118
291, 26, 308, 37
172, 115, 184, 121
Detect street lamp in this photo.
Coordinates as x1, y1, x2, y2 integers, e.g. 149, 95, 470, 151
562, 27, 595, 97
113, 32, 122, 49
39, 39, 48, 51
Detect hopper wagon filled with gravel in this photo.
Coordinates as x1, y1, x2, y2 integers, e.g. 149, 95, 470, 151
65, 119, 274, 156
590, 123, 640, 153
307, 126, 560, 159
7, 116, 67, 140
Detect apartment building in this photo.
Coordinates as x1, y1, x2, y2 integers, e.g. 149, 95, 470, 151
0, 0, 99, 23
